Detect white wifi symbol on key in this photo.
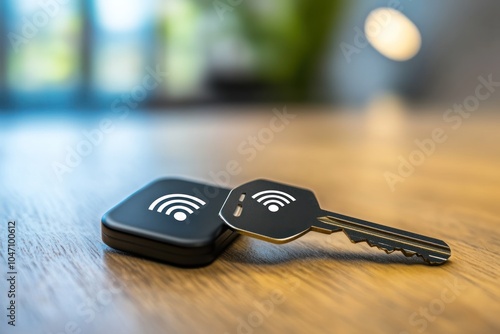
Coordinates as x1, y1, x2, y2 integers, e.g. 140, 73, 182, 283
148, 194, 206, 221
252, 190, 296, 212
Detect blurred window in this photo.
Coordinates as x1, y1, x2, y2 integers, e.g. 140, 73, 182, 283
4, 0, 82, 106
0, 0, 343, 108
92, 0, 154, 95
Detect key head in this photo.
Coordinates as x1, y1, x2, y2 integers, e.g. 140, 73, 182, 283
219, 179, 320, 243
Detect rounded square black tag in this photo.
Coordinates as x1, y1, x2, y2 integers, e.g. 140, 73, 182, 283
101, 178, 238, 266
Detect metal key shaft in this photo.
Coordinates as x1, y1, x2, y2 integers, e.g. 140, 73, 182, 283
314, 211, 451, 265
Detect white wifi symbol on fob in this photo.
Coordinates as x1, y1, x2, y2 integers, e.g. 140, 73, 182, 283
148, 194, 206, 221
252, 190, 296, 212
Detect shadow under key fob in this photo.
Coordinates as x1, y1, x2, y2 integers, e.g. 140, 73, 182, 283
101, 178, 239, 267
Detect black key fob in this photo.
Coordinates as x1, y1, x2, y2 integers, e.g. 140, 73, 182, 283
101, 178, 239, 267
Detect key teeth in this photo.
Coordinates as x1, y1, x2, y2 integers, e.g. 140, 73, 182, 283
346, 234, 447, 265
316, 216, 450, 265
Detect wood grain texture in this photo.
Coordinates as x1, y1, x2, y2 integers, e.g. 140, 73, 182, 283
0, 105, 498, 334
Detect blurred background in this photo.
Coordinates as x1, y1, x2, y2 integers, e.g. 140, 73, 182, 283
1, 0, 500, 110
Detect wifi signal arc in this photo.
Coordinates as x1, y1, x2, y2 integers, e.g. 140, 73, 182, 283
148, 194, 206, 221
252, 190, 296, 212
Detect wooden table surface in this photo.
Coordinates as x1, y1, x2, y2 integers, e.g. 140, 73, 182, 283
0, 104, 499, 334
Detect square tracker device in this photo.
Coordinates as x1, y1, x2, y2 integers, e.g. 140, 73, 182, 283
101, 178, 239, 267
